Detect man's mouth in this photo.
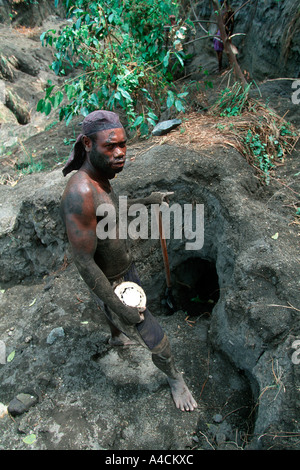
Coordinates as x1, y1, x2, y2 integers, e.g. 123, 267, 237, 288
112, 160, 125, 168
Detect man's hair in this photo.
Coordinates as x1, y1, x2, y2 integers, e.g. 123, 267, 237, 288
88, 133, 98, 145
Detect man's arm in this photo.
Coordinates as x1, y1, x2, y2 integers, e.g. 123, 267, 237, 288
61, 185, 143, 325
127, 191, 174, 207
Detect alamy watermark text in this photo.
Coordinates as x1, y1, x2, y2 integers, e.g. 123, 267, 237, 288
96, 197, 204, 251
291, 80, 300, 105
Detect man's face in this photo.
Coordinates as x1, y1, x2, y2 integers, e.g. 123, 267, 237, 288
87, 128, 127, 179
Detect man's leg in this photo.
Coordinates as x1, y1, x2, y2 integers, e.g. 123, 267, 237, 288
217, 51, 223, 72
104, 264, 198, 411
105, 305, 197, 411
151, 337, 197, 412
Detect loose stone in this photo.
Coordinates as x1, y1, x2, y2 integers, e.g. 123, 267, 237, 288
46, 327, 65, 344
8, 393, 38, 417
0, 340, 6, 364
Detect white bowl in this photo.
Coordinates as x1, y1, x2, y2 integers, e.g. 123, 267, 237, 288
114, 282, 146, 308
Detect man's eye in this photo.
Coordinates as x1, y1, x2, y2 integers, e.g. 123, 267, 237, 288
106, 142, 126, 150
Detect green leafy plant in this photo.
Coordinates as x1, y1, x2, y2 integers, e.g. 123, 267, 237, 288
15, 141, 46, 175
211, 81, 252, 117
211, 82, 299, 184
37, 0, 192, 135
244, 130, 275, 184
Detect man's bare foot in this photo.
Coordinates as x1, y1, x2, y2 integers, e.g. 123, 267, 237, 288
167, 374, 197, 412
108, 332, 135, 346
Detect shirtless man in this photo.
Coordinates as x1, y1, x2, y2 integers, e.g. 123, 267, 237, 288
61, 110, 197, 412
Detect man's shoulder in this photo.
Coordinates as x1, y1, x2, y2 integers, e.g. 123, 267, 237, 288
63, 170, 95, 197
61, 170, 96, 216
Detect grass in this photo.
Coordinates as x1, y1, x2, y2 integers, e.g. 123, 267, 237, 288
15, 140, 46, 175
204, 82, 299, 184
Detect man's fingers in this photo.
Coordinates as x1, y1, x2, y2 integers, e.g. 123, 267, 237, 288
137, 306, 145, 323
163, 192, 174, 207
138, 313, 145, 322
150, 191, 174, 205
163, 191, 174, 198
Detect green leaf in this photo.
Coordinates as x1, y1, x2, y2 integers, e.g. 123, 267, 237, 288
174, 52, 184, 67
75, 18, 81, 30
147, 117, 156, 126
7, 351, 15, 362
54, 91, 64, 108
118, 86, 132, 101
147, 110, 158, 121
80, 107, 89, 117
101, 84, 109, 98
23, 434, 37, 445
167, 91, 174, 108
44, 100, 52, 116
140, 122, 149, 136
52, 61, 61, 75
45, 85, 54, 99
65, 113, 74, 126
40, 31, 46, 42
65, 84, 73, 100
175, 99, 185, 112
132, 116, 143, 128
90, 93, 99, 107
163, 51, 170, 68
36, 99, 44, 112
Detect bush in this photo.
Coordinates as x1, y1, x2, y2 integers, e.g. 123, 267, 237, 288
37, 0, 192, 135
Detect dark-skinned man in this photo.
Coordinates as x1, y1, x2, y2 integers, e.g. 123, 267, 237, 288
61, 110, 197, 412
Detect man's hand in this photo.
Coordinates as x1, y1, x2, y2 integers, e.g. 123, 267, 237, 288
127, 191, 174, 208
119, 305, 145, 325
148, 191, 174, 206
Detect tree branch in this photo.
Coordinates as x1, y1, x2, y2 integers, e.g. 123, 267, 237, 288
212, 0, 247, 87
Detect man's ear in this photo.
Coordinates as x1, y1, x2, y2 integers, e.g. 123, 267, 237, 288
82, 135, 93, 152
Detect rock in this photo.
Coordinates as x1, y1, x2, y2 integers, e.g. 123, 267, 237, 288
213, 414, 223, 423
215, 432, 226, 445
0, 403, 8, 419
0, 169, 68, 284
152, 119, 182, 136
46, 327, 65, 344
186, 0, 300, 81
0, 102, 18, 125
0, 340, 6, 364
5, 88, 31, 125
8, 393, 38, 417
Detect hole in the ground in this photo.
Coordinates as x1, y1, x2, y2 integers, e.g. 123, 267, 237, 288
169, 257, 257, 447
172, 257, 220, 317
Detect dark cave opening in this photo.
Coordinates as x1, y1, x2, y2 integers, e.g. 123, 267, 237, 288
172, 257, 220, 317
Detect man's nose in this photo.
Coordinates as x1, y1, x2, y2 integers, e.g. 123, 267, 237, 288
114, 146, 125, 158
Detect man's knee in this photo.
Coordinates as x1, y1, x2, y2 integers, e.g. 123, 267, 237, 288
151, 334, 171, 357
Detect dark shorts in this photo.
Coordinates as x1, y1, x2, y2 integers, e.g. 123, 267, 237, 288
213, 33, 223, 52
103, 264, 166, 352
